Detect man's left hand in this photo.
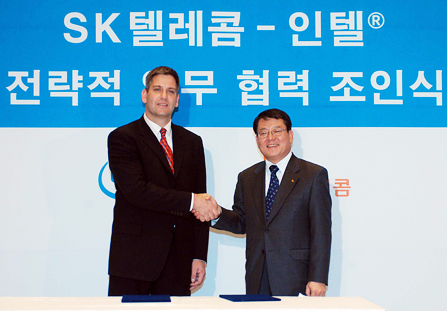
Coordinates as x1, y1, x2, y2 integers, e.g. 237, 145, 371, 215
190, 260, 206, 291
305, 281, 327, 296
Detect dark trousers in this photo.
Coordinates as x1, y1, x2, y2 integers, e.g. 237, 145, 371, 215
108, 238, 190, 296
258, 258, 272, 295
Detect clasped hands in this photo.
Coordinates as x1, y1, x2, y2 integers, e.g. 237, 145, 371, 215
192, 193, 220, 222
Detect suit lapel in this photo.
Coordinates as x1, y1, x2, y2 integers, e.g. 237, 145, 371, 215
171, 124, 184, 178
138, 116, 175, 178
266, 155, 301, 225
249, 162, 267, 225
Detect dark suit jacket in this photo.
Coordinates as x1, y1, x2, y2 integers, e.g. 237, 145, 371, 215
107, 116, 209, 283
214, 154, 331, 295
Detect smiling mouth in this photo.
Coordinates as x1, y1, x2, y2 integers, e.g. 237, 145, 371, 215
267, 144, 279, 148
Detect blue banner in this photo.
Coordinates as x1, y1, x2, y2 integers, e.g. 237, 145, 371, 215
1, 1, 446, 127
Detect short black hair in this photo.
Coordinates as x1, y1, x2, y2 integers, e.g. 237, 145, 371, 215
253, 109, 292, 134
145, 66, 180, 91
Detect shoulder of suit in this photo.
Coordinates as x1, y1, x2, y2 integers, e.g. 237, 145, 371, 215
239, 161, 264, 177
172, 123, 202, 140
294, 156, 327, 173
108, 118, 141, 138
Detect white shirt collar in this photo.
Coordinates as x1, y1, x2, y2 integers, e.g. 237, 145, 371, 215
265, 151, 293, 174
143, 113, 172, 139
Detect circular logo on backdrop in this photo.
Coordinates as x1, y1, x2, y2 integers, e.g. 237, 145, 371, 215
98, 162, 115, 199
368, 12, 385, 29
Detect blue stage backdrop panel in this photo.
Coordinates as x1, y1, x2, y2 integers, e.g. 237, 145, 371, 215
1, 0, 446, 127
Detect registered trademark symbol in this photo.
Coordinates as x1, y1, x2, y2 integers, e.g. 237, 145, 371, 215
368, 12, 385, 29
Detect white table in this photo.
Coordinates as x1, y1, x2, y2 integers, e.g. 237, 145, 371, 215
0, 297, 385, 311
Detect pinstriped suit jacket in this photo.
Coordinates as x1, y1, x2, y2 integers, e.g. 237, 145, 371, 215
214, 154, 331, 295
108, 116, 209, 284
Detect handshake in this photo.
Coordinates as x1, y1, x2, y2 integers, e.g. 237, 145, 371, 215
192, 193, 221, 222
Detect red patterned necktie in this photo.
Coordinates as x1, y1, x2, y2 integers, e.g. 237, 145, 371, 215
160, 128, 174, 174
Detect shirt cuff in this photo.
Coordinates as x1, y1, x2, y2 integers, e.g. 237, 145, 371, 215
210, 206, 222, 226
190, 193, 194, 211
193, 258, 207, 265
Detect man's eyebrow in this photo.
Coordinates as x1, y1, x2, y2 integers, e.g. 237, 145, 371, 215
150, 84, 177, 91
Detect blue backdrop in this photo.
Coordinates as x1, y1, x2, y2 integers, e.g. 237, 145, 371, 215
1, 2, 447, 311
2, 0, 446, 127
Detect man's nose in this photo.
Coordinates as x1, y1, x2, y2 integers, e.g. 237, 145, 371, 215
267, 131, 275, 139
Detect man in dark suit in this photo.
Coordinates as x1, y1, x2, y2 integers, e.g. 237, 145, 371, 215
205, 109, 331, 296
107, 66, 219, 296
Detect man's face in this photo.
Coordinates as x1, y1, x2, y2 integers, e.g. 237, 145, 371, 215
255, 118, 293, 164
142, 74, 179, 126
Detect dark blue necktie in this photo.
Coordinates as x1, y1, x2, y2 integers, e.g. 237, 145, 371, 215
265, 165, 279, 221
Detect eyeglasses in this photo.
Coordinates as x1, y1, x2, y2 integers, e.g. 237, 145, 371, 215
257, 128, 287, 139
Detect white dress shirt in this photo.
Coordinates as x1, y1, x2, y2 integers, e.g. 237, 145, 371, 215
264, 151, 293, 195
143, 113, 195, 211
143, 113, 173, 151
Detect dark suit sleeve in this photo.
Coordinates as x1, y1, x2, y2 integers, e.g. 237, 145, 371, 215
308, 167, 332, 285
192, 136, 210, 261
108, 128, 192, 216
213, 172, 247, 235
